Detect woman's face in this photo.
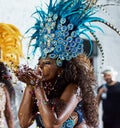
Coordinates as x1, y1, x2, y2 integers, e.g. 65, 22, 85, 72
36, 58, 61, 82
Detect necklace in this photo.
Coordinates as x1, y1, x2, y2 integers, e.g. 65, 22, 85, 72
43, 80, 58, 96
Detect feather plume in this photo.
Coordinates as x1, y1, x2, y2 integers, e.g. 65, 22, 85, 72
0, 23, 24, 70
28, 0, 120, 65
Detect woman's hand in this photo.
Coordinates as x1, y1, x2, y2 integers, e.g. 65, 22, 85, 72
15, 65, 42, 85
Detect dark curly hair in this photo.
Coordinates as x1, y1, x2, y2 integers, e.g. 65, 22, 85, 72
48, 54, 98, 127
0, 62, 15, 103
63, 54, 98, 127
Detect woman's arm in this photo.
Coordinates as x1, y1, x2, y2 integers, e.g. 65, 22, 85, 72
34, 83, 82, 128
4, 87, 14, 128
18, 85, 36, 128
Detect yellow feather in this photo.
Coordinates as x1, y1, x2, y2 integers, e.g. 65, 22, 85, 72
0, 23, 24, 70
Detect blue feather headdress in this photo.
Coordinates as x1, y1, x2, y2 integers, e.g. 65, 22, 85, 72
27, 0, 120, 66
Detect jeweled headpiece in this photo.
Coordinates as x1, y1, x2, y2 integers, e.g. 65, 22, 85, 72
28, 0, 120, 66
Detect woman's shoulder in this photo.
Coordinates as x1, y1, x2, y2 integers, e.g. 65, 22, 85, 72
64, 83, 81, 96
60, 83, 82, 103
65, 83, 80, 89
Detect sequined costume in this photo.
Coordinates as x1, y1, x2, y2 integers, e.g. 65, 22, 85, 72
62, 101, 84, 128
0, 83, 6, 128
36, 100, 84, 128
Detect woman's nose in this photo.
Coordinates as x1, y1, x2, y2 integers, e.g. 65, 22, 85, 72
39, 64, 43, 69
36, 66, 43, 76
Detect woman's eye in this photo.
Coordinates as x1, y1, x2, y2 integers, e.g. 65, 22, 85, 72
44, 61, 51, 65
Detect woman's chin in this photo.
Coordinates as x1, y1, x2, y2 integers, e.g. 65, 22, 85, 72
42, 77, 50, 82
43, 77, 55, 82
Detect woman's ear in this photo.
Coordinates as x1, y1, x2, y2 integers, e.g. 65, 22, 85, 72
57, 68, 63, 77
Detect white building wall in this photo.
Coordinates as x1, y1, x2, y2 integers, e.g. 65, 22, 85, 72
94, 1, 120, 85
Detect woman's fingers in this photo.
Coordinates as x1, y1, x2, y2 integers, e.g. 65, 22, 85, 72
15, 65, 43, 85
28, 70, 43, 80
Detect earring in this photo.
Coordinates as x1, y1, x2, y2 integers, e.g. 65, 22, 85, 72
58, 70, 64, 78
58, 74, 61, 77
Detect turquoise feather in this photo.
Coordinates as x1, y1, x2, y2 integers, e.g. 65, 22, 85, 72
26, 0, 120, 66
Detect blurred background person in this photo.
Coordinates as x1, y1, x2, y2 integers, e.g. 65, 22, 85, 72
0, 62, 14, 128
0, 23, 24, 128
97, 66, 120, 128
10, 71, 25, 128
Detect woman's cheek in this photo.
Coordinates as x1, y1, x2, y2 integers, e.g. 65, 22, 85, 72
43, 66, 57, 79
43, 66, 51, 76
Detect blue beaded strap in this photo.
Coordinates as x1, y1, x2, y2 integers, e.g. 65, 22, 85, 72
74, 101, 84, 125
61, 119, 75, 128
75, 110, 84, 125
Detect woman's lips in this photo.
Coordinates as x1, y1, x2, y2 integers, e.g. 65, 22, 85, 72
35, 69, 46, 80
36, 67, 43, 75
